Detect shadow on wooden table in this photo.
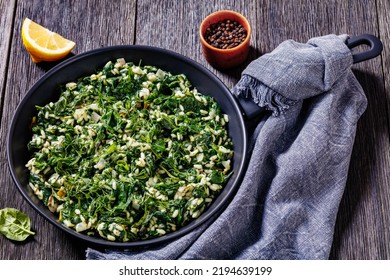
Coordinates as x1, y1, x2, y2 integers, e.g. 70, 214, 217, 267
34, 52, 75, 72
215, 45, 262, 82
330, 69, 387, 259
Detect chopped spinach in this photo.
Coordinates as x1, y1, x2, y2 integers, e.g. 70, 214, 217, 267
26, 58, 233, 242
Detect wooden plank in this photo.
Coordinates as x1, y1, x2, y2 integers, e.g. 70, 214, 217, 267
338, 0, 390, 260
378, 7, 390, 243
253, 0, 390, 259
0, 0, 136, 260
0, 0, 16, 121
377, 0, 390, 150
0, 0, 388, 260
131, 0, 390, 260
135, 0, 257, 89
327, 1, 390, 259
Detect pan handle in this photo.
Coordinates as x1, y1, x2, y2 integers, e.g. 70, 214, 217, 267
235, 94, 266, 119
346, 34, 383, 64
236, 34, 383, 119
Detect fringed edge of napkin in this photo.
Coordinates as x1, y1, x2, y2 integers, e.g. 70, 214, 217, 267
234, 75, 298, 117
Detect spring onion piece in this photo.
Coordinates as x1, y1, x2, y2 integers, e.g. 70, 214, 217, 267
26, 58, 233, 242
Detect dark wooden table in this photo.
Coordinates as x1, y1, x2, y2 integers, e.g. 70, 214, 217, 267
1, 0, 389, 260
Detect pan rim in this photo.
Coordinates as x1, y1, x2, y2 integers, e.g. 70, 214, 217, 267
7, 45, 248, 248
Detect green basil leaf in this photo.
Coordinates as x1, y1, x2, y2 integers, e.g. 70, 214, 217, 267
0, 208, 35, 241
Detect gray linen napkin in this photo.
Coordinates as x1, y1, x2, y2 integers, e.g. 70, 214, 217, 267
86, 34, 367, 259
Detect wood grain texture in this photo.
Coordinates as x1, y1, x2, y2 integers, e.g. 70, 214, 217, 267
0, 0, 389, 260
327, 0, 390, 259
377, 0, 390, 132
0, 0, 136, 260
135, 0, 257, 89
250, 0, 389, 260
0, 0, 16, 121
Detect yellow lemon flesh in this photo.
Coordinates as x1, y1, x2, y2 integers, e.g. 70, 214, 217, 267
21, 18, 76, 63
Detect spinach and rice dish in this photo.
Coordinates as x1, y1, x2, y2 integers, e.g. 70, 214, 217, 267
26, 58, 233, 242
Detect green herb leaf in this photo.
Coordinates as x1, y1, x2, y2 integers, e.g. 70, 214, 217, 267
0, 208, 35, 241
25, 59, 234, 242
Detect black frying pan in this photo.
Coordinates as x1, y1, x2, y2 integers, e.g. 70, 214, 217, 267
7, 34, 382, 248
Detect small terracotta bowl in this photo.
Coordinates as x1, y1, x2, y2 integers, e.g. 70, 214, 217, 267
199, 10, 251, 69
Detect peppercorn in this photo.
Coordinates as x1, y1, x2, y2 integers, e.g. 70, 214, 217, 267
204, 19, 247, 49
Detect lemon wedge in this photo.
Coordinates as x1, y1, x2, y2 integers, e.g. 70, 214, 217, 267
21, 18, 76, 63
